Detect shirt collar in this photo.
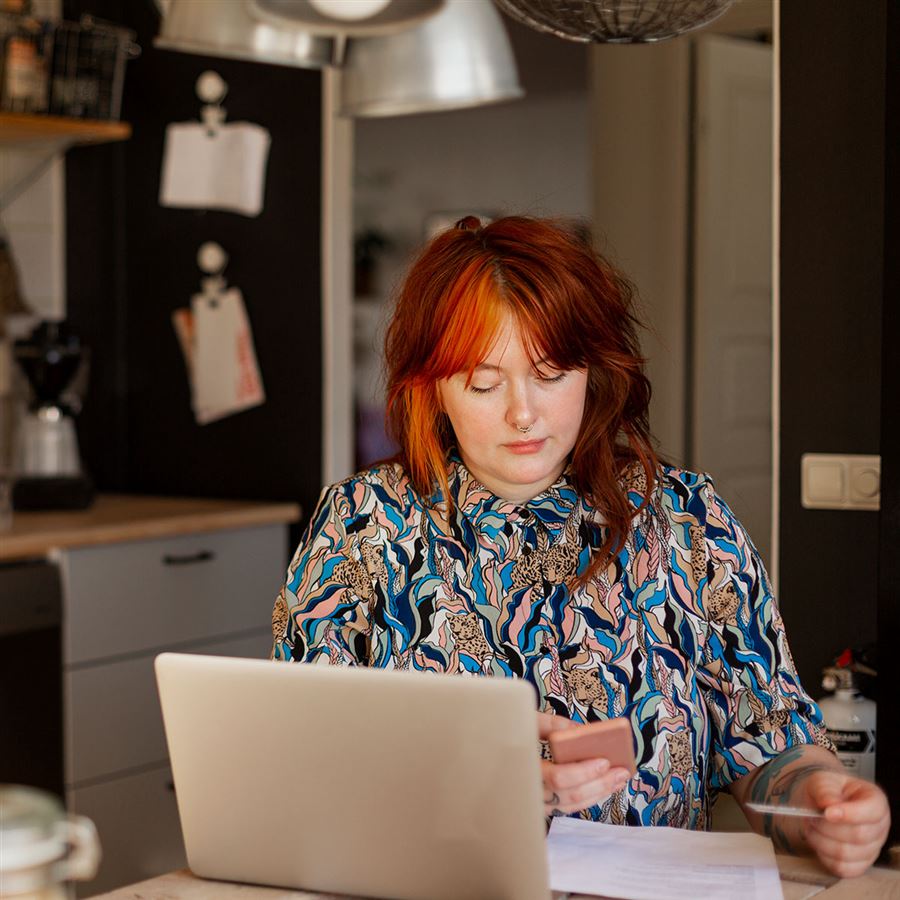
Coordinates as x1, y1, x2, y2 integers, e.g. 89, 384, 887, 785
445, 455, 581, 541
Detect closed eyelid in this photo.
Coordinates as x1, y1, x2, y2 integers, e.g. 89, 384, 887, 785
533, 365, 568, 379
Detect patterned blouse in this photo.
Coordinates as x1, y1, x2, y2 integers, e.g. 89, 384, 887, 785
271, 457, 829, 829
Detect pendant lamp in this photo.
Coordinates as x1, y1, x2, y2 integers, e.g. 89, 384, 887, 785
339, 0, 523, 117
155, 0, 336, 68
247, 0, 445, 37
493, 0, 735, 44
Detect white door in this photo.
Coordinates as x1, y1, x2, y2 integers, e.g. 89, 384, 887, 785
693, 35, 774, 567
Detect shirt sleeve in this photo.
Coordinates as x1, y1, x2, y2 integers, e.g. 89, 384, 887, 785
270, 483, 373, 665
693, 478, 832, 792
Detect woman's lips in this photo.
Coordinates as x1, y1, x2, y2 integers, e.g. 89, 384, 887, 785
504, 438, 546, 454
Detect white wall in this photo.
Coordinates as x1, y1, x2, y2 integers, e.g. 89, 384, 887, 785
589, 42, 691, 466
1, 155, 66, 324
1, 0, 65, 326
354, 89, 592, 301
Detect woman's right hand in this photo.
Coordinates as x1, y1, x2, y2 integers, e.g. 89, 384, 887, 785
538, 712, 632, 815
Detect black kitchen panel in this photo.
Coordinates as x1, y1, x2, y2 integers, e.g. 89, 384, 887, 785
65, 0, 323, 529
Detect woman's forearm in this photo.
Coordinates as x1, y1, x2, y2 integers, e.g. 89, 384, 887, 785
731, 744, 843, 853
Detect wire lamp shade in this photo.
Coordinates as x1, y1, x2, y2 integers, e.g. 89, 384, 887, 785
493, 0, 734, 43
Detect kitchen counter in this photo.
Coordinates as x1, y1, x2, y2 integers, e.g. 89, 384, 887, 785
90, 855, 900, 900
0, 494, 301, 562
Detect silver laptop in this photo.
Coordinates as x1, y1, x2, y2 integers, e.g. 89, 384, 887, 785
155, 653, 550, 900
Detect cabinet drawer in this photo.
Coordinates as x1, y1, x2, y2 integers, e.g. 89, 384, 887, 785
70, 764, 185, 898
66, 630, 273, 786
62, 524, 286, 664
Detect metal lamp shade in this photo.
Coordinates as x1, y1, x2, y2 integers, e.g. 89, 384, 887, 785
155, 0, 336, 69
339, 0, 524, 117
493, 0, 735, 44
247, 0, 445, 37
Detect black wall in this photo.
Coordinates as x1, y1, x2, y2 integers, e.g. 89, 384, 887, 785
779, 3, 884, 685
780, 0, 898, 840
64, 0, 323, 528
877, 0, 900, 845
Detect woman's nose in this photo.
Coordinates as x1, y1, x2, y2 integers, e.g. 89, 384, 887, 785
506, 383, 536, 431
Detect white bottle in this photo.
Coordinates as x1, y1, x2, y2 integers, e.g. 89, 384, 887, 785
818, 666, 877, 781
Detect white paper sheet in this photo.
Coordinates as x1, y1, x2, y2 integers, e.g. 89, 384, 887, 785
547, 817, 784, 900
172, 287, 265, 425
159, 121, 271, 217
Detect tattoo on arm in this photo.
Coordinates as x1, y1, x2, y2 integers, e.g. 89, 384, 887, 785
746, 747, 832, 853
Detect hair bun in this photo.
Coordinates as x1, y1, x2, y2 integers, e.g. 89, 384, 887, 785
455, 215, 482, 231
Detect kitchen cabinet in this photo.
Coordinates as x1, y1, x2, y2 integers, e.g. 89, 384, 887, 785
60, 521, 290, 896
4, 496, 299, 897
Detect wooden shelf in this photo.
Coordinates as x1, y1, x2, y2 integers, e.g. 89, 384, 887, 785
0, 112, 131, 209
0, 112, 131, 146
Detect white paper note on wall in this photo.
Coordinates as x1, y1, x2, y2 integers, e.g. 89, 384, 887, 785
160, 122, 271, 217
190, 287, 265, 424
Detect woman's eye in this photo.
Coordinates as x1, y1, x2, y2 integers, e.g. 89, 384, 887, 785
537, 371, 567, 384
468, 384, 499, 394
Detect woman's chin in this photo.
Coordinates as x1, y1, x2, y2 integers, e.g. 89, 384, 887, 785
484, 460, 565, 500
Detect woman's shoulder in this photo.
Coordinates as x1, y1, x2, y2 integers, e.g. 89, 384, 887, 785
618, 459, 714, 501
657, 464, 715, 492
646, 463, 718, 517
317, 460, 422, 520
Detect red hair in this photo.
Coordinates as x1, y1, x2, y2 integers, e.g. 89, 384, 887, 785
384, 215, 658, 581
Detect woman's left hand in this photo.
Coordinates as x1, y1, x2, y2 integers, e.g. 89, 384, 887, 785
802, 770, 891, 878
536, 711, 632, 815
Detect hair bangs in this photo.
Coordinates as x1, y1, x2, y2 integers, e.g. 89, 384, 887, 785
425, 263, 506, 383
503, 278, 593, 376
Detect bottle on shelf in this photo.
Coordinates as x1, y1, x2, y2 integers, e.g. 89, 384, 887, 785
0, 0, 50, 115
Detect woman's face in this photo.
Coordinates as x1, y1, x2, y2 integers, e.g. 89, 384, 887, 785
436, 315, 588, 503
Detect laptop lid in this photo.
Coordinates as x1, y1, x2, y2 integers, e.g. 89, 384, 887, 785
155, 653, 551, 900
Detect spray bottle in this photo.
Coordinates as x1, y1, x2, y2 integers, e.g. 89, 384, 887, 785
818, 648, 877, 781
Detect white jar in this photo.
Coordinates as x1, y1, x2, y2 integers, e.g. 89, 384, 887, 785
0, 786, 100, 899
819, 668, 877, 782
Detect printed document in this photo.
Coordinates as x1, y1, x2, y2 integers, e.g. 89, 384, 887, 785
160, 121, 271, 217
547, 817, 783, 900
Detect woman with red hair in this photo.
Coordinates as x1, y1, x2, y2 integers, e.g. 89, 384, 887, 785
272, 216, 888, 875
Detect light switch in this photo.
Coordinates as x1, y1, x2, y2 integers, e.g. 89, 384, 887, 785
801, 453, 880, 510
848, 461, 880, 502
804, 459, 844, 503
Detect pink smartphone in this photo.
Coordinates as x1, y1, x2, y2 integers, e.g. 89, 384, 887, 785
548, 717, 637, 775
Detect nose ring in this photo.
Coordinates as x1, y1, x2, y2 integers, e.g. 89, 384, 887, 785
517, 424, 533, 434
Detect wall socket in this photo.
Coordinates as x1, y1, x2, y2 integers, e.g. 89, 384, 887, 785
801, 453, 881, 511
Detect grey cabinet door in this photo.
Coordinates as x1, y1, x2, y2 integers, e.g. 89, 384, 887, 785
66, 629, 273, 786
70, 764, 185, 898
61, 524, 286, 665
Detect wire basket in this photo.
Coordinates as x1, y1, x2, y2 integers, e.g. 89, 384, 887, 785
0, 13, 139, 120
48, 15, 139, 120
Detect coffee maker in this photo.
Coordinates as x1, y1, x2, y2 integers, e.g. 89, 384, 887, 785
12, 321, 94, 509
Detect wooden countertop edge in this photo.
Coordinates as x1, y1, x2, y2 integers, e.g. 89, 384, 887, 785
0, 497, 301, 561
